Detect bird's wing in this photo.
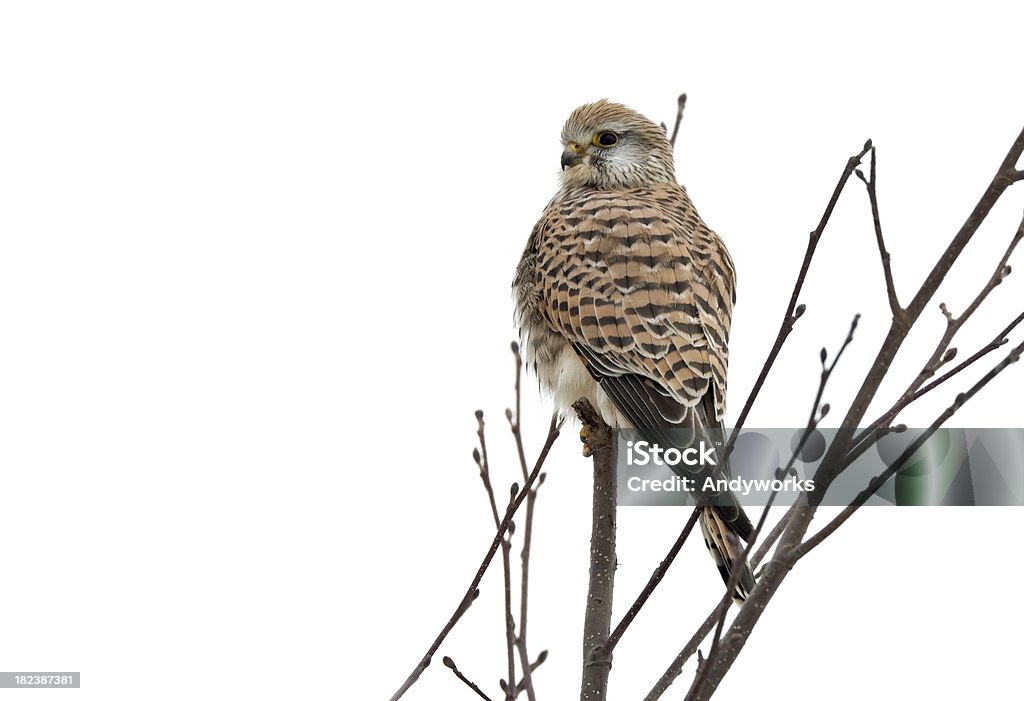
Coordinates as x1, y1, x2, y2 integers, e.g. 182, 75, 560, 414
534, 184, 735, 424
534, 184, 747, 533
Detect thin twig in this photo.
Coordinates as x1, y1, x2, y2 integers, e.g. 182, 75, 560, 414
669, 93, 687, 148
795, 335, 1024, 559
646, 318, 859, 701
692, 122, 1024, 701
847, 211, 1024, 459
500, 487, 517, 701
751, 504, 798, 571
389, 413, 563, 701
635, 500, 794, 701
856, 146, 904, 319
850, 308, 1022, 460
639, 501, 791, 701
724, 140, 873, 459
473, 410, 517, 701
599, 508, 702, 657
699, 485, 781, 679
643, 603, 720, 701
812, 124, 1024, 501
842, 423, 907, 474
645, 141, 872, 700
474, 413, 500, 527
511, 651, 549, 698
915, 312, 1023, 397
507, 342, 540, 701
946, 211, 1022, 325
443, 657, 496, 701
688, 316, 860, 701
514, 484, 542, 701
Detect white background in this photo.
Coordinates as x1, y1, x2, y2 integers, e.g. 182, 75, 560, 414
1, 2, 1022, 699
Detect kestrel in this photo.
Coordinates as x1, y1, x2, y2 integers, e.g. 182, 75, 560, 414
513, 100, 754, 602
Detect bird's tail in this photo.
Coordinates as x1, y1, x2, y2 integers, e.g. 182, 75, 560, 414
699, 506, 755, 605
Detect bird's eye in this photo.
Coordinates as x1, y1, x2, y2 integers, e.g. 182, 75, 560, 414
593, 131, 618, 147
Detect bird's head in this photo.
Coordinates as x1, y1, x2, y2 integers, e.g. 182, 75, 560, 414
558, 100, 676, 189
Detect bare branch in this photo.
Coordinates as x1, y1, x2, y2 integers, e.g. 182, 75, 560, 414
646, 316, 859, 701
751, 507, 794, 570
854, 308, 1022, 453
474, 409, 518, 701
600, 508, 702, 658
529, 650, 548, 672
670, 123, 1024, 699
669, 93, 687, 148
725, 140, 873, 458
687, 316, 860, 701
501, 488, 518, 701
474, 412, 501, 527
474, 407, 523, 700
443, 657, 496, 701
625, 103, 1024, 701
643, 603, 721, 701
856, 146, 904, 319
392, 590, 481, 701
843, 423, 907, 473
511, 651, 549, 698
645, 139, 874, 699
390, 412, 563, 701
514, 492, 541, 701
847, 211, 1024, 459
698, 135, 1024, 693
914, 311, 1023, 398
506, 342, 540, 701
812, 123, 1024, 501
676, 502, 810, 701
574, 399, 616, 701
642, 502, 798, 701
695, 483, 783, 697
796, 335, 1024, 559
943, 210, 1022, 331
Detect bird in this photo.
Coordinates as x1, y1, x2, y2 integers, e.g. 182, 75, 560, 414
513, 100, 755, 603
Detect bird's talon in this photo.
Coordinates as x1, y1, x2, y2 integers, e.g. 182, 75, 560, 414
580, 425, 594, 457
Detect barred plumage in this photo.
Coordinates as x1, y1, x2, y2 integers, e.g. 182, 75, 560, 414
513, 100, 754, 603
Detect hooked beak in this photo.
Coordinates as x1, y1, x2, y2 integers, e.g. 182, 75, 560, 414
561, 142, 584, 170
